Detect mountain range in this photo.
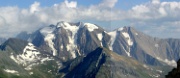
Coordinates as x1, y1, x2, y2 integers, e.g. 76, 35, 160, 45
0, 21, 180, 78
0, 38, 6, 45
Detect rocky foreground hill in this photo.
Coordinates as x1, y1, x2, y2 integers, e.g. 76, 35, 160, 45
166, 59, 180, 78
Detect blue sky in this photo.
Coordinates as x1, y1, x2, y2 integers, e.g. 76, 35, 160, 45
0, 0, 180, 38
1, 0, 179, 9
0, 0, 144, 8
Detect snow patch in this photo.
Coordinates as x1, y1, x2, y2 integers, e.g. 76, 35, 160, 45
150, 74, 160, 78
77, 49, 81, 56
97, 33, 103, 46
41, 57, 54, 63
10, 55, 19, 64
84, 23, 98, 32
135, 33, 138, 35
60, 45, 63, 50
108, 31, 117, 51
122, 32, 133, 46
44, 34, 57, 56
40, 26, 57, 56
48, 70, 52, 73
156, 70, 163, 73
156, 57, 177, 67
4, 69, 19, 74
10, 43, 54, 70
62, 57, 65, 60
117, 27, 123, 31
121, 44, 131, 57
29, 72, 33, 75
143, 64, 149, 69
10, 43, 41, 66
155, 43, 159, 48
56, 61, 62, 68
121, 32, 133, 57
59, 22, 79, 58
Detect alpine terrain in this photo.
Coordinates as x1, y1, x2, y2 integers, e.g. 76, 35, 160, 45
0, 38, 6, 45
0, 21, 180, 78
166, 59, 180, 78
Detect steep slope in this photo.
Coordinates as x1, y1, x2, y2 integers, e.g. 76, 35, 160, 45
16, 21, 180, 67
128, 27, 179, 66
16, 31, 32, 41
0, 38, 28, 54
108, 27, 180, 66
0, 37, 6, 45
17, 21, 105, 61
166, 39, 180, 60
0, 38, 62, 78
59, 47, 169, 78
166, 59, 180, 78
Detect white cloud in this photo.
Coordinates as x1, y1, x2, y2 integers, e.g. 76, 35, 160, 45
132, 5, 150, 13
30, 1, 40, 13
0, 0, 180, 38
99, 0, 118, 8
0, 16, 6, 26
125, 1, 180, 38
64, 0, 77, 8
152, 0, 160, 4
158, 7, 167, 16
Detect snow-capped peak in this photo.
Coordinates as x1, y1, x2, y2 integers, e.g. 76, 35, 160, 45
107, 27, 133, 57
107, 31, 117, 51
116, 27, 124, 31
115, 26, 129, 31
40, 25, 57, 56
38, 21, 100, 58
40, 25, 56, 36
56, 21, 99, 31
83, 23, 99, 32
10, 43, 54, 70
57, 21, 79, 28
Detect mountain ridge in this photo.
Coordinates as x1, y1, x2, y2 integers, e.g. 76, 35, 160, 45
0, 21, 179, 78
60, 47, 170, 78
15, 21, 180, 67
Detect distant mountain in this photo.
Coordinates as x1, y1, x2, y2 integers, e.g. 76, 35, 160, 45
0, 21, 177, 77
108, 27, 180, 66
17, 21, 105, 61
16, 21, 180, 67
0, 37, 6, 45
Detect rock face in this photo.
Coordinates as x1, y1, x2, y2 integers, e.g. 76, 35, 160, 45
0, 21, 177, 77
166, 59, 180, 78
59, 47, 166, 78
16, 22, 180, 67
0, 38, 62, 78
17, 22, 106, 61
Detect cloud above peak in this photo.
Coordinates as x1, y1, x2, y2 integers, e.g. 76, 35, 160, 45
30, 1, 40, 13
0, 0, 180, 38
99, 0, 118, 8
152, 0, 160, 4
64, 0, 77, 8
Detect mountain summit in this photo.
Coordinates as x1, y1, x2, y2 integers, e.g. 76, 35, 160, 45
16, 21, 180, 67
1, 21, 179, 78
